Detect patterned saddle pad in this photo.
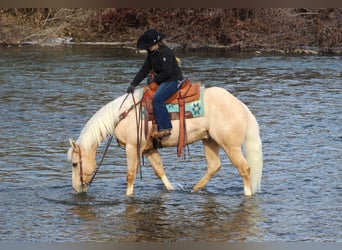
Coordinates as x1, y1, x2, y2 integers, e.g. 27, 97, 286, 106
139, 85, 205, 120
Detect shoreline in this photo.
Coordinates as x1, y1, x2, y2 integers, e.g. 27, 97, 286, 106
3, 39, 341, 56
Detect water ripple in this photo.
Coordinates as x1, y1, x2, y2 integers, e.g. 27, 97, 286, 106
0, 47, 341, 241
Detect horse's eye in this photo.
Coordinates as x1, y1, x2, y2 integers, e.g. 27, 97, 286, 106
72, 162, 78, 168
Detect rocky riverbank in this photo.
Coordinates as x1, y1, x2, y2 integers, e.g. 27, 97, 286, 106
1, 8, 342, 54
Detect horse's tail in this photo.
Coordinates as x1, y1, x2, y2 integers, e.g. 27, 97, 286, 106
243, 104, 263, 194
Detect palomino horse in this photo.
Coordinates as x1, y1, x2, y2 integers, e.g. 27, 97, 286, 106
67, 86, 263, 196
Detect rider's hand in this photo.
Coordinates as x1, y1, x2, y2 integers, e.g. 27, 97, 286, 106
126, 84, 135, 93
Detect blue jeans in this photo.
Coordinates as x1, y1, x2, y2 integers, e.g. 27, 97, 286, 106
153, 81, 179, 131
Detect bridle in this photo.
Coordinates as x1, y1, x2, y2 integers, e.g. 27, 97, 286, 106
73, 149, 86, 192
78, 150, 85, 189
73, 135, 114, 192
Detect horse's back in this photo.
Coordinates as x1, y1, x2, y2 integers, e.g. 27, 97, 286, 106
203, 86, 249, 145
203, 86, 247, 115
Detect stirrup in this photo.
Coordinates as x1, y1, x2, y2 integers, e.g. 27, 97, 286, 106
153, 129, 171, 139
152, 138, 163, 149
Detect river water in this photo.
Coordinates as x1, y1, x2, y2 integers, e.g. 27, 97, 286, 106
0, 45, 341, 242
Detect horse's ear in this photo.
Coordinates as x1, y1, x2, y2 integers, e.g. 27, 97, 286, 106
69, 138, 80, 153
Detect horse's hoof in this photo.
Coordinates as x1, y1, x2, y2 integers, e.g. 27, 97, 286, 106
244, 186, 253, 196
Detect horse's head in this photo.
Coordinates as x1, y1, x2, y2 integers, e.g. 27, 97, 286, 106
67, 139, 96, 193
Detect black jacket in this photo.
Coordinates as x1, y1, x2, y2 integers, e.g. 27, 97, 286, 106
131, 44, 183, 86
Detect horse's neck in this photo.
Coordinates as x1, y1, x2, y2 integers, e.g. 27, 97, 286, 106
76, 93, 135, 152
77, 121, 110, 154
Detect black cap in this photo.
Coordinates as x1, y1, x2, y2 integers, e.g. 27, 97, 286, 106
137, 29, 166, 49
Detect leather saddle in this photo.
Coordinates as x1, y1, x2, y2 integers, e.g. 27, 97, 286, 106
142, 79, 200, 106
141, 79, 201, 156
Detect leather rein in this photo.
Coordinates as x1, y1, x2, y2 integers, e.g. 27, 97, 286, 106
76, 135, 114, 192
77, 92, 142, 190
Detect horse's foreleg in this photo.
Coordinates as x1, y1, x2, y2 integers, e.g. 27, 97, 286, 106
145, 149, 174, 191
223, 146, 252, 196
125, 144, 140, 196
193, 139, 221, 191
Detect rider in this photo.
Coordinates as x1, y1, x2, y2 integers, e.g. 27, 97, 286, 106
127, 29, 183, 139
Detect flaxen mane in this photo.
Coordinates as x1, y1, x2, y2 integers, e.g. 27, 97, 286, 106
76, 94, 129, 152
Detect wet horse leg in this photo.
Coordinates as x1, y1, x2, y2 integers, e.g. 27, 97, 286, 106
222, 145, 252, 196
145, 149, 174, 191
193, 139, 221, 191
125, 144, 140, 196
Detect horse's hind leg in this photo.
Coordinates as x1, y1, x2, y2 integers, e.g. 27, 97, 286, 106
145, 149, 174, 191
193, 139, 221, 191
222, 145, 252, 196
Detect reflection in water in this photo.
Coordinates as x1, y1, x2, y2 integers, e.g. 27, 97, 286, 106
122, 194, 266, 241
68, 191, 265, 241
70, 205, 97, 221
122, 197, 169, 241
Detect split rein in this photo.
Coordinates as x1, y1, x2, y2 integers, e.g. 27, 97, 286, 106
78, 92, 142, 189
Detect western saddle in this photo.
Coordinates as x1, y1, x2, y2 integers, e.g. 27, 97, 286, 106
141, 79, 201, 156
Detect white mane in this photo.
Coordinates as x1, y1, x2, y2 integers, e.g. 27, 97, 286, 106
77, 93, 132, 152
